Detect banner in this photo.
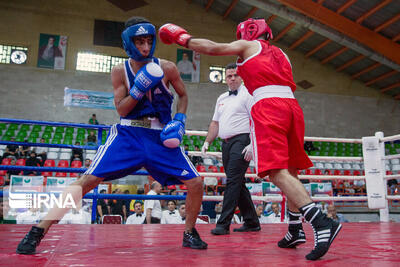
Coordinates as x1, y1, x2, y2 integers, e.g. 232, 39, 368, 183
37, 33, 67, 69
64, 87, 115, 109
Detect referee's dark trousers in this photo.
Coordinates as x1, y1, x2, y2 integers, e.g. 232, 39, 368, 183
217, 133, 259, 229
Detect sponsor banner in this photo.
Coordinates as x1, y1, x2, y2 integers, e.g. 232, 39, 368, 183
64, 87, 115, 109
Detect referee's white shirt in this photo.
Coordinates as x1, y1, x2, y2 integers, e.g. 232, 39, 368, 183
144, 190, 162, 219
212, 85, 253, 139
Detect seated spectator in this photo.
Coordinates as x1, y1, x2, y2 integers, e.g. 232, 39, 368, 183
144, 182, 162, 224
109, 188, 127, 222
388, 179, 398, 195
16, 208, 43, 224
129, 188, 145, 215
70, 141, 83, 164
86, 131, 97, 146
190, 146, 203, 166
84, 159, 91, 168
304, 141, 317, 153
343, 181, 355, 194
353, 179, 366, 194
0, 199, 16, 224
88, 114, 99, 125
126, 202, 145, 224
215, 204, 241, 224
2, 137, 19, 159
178, 203, 207, 224
97, 189, 110, 223
161, 200, 180, 224
316, 201, 328, 214
265, 203, 282, 223
201, 187, 217, 219
255, 204, 269, 224
6, 158, 20, 184
327, 204, 348, 223
59, 208, 91, 224
24, 151, 41, 175
18, 140, 31, 158
35, 138, 48, 166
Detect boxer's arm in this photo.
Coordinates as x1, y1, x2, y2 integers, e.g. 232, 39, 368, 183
188, 39, 258, 60
111, 64, 139, 117
162, 60, 188, 114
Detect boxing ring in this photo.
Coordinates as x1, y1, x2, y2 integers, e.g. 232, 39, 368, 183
1, 118, 400, 266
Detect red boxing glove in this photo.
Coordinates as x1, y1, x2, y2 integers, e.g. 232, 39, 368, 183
159, 23, 192, 48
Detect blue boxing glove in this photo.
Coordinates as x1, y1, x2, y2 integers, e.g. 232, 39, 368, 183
160, 113, 186, 148
129, 62, 164, 101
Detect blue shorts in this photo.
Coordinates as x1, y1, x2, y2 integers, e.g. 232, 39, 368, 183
85, 124, 199, 185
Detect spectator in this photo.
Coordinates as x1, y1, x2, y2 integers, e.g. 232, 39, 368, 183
88, 114, 99, 125
327, 204, 348, 223
201, 187, 217, 219
84, 159, 91, 168
316, 201, 328, 214
19, 140, 31, 158
214, 202, 223, 218
190, 146, 203, 166
256, 204, 269, 224
97, 189, 110, 223
109, 189, 127, 222
59, 208, 91, 224
24, 151, 40, 175
388, 179, 398, 195
161, 200, 180, 224
0, 199, 16, 224
126, 202, 145, 224
86, 131, 97, 146
304, 141, 317, 154
123, 190, 132, 215
353, 179, 366, 194
35, 138, 48, 166
144, 182, 162, 224
129, 188, 144, 215
178, 203, 207, 224
6, 158, 20, 184
70, 141, 83, 164
2, 137, 19, 159
266, 203, 282, 223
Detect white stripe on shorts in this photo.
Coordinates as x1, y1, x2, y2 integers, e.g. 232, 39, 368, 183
179, 146, 199, 177
249, 115, 258, 175
85, 125, 118, 175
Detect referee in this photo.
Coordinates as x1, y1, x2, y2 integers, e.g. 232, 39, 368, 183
202, 63, 260, 235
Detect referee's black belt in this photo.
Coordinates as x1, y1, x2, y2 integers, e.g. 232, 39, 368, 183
223, 133, 250, 143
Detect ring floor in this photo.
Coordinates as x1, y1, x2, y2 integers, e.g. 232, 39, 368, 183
1, 223, 399, 266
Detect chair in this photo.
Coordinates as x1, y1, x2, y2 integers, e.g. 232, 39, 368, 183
55, 172, 67, 177
47, 152, 58, 160
16, 158, 26, 166
49, 147, 60, 152
343, 170, 352, 176
58, 160, 69, 167
197, 215, 210, 223
314, 169, 323, 175
102, 215, 122, 224
196, 165, 206, 172
333, 170, 342, 175
0, 170, 7, 176
391, 159, 400, 165
315, 162, 324, 169
304, 169, 312, 175
59, 152, 71, 160
71, 160, 82, 168
32, 125, 42, 132
208, 166, 218, 172
1, 158, 12, 165
392, 164, 400, 172
343, 163, 352, 169
353, 170, 361, 176
69, 172, 79, 177
44, 159, 55, 167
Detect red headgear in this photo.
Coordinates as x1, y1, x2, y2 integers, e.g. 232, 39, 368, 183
236, 18, 273, 41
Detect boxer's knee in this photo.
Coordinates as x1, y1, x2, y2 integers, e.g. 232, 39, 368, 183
182, 176, 203, 192
74, 174, 103, 194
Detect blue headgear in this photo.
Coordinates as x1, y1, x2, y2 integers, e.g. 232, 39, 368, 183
121, 22, 156, 61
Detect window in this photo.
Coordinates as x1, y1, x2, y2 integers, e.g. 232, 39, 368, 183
209, 66, 226, 83
0, 45, 28, 64
76, 52, 127, 73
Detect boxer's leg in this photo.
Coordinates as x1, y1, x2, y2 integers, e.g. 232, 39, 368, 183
16, 174, 104, 254
269, 169, 342, 260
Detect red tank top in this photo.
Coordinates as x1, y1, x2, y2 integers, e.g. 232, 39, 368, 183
236, 40, 296, 95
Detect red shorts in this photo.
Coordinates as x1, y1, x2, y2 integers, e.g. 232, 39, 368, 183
250, 98, 313, 177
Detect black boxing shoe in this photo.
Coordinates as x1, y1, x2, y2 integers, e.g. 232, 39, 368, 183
306, 218, 342, 261
183, 228, 208, 249
16, 226, 45, 255
278, 229, 306, 248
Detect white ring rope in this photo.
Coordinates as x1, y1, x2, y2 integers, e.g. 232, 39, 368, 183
381, 134, 400, 143
383, 154, 400, 160
204, 195, 399, 202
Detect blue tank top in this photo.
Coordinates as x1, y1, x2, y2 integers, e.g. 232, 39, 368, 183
121, 58, 173, 124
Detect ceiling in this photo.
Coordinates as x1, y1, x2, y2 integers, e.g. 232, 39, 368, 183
189, 0, 400, 99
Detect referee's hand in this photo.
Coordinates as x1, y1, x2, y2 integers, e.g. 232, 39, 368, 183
242, 144, 253, 161
201, 141, 209, 156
